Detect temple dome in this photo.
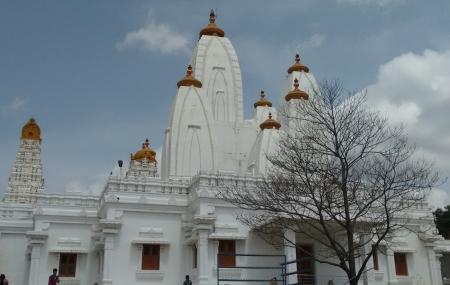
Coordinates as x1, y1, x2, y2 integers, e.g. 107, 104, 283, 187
21, 118, 41, 141
131, 139, 157, 163
287, 53, 309, 74
177, 65, 202, 88
260, 113, 281, 130
199, 10, 225, 38
285, 78, 309, 101
254, 90, 272, 108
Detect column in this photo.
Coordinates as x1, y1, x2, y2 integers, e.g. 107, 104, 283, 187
425, 245, 443, 285
435, 253, 443, 285
28, 244, 42, 285
26, 231, 47, 285
361, 236, 374, 285
386, 249, 398, 285
198, 229, 210, 285
99, 219, 121, 285
102, 235, 114, 285
284, 229, 298, 285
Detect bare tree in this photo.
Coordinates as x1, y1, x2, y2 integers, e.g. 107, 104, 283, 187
219, 81, 439, 285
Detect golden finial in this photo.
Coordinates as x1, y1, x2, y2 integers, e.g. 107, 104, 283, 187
254, 90, 273, 108
259, 112, 281, 130
285, 78, 309, 101
21, 118, 41, 142
199, 9, 225, 38
177, 64, 203, 88
287, 53, 310, 74
131, 139, 157, 163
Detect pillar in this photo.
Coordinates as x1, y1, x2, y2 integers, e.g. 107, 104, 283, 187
28, 244, 42, 285
435, 253, 443, 285
198, 229, 210, 285
284, 229, 298, 285
425, 245, 443, 285
360, 236, 374, 285
26, 231, 47, 285
102, 235, 114, 285
99, 219, 121, 285
386, 249, 398, 285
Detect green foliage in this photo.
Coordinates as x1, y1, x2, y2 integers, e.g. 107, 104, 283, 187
434, 205, 450, 239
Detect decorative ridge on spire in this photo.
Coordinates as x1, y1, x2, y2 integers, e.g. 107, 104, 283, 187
285, 78, 309, 101
131, 138, 157, 162
199, 9, 225, 38
21, 118, 41, 142
177, 64, 203, 88
287, 53, 310, 74
254, 90, 273, 108
260, 112, 281, 130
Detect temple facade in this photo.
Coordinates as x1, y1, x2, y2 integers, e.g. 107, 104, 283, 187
1, 11, 449, 285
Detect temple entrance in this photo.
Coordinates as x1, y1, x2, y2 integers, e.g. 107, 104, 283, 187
296, 244, 315, 285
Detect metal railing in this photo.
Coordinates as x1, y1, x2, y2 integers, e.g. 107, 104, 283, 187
217, 253, 287, 285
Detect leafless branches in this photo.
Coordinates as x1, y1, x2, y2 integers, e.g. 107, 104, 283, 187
219, 81, 439, 285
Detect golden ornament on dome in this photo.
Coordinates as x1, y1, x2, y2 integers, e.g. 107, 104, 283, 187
259, 113, 281, 130
21, 118, 41, 142
199, 9, 225, 38
287, 53, 309, 74
131, 139, 157, 163
285, 78, 309, 101
254, 90, 273, 108
177, 65, 202, 88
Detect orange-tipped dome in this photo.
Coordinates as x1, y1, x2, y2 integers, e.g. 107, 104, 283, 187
177, 65, 202, 88
260, 113, 281, 130
21, 118, 41, 141
254, 90, 273, 108
199, 9, 225, 38
287, 53, 309, 74
131, 139, 157, 163
285, 78, 309, 101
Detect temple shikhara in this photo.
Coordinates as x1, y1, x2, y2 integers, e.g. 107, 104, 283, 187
1, 11, 449, 285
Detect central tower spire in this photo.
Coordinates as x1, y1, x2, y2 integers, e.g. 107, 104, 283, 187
3, 118, 45, 204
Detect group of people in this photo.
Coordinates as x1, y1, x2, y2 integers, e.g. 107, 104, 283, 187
0, 268, 60, 285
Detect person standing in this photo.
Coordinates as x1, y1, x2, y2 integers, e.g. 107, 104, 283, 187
183, 275, 192, 285
48, 268, 60, 285
0, 274, 9, 285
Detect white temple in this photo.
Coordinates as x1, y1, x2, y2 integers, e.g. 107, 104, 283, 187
1, 11, 449, 285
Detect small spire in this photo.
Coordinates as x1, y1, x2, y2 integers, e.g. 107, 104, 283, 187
287, 53, 310, 74
199, 9, 225, 38
177, 64, 202, 88
254, 89, 272, 108
285, 78, 309, 101
209, 9, 216, 23
259, 112, 281, 130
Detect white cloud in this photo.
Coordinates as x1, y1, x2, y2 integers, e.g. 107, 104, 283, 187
64, 174, 107, 195
117, 21, 190, 55
2, 97, 25, 113
300, 34, 326, 49
366, 48, 450, 198
427, 188, 450, 209
336, 0, 405, 7
374, 100, 421, 126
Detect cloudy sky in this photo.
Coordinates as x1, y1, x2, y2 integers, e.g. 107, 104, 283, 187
1, 0, 449, 207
